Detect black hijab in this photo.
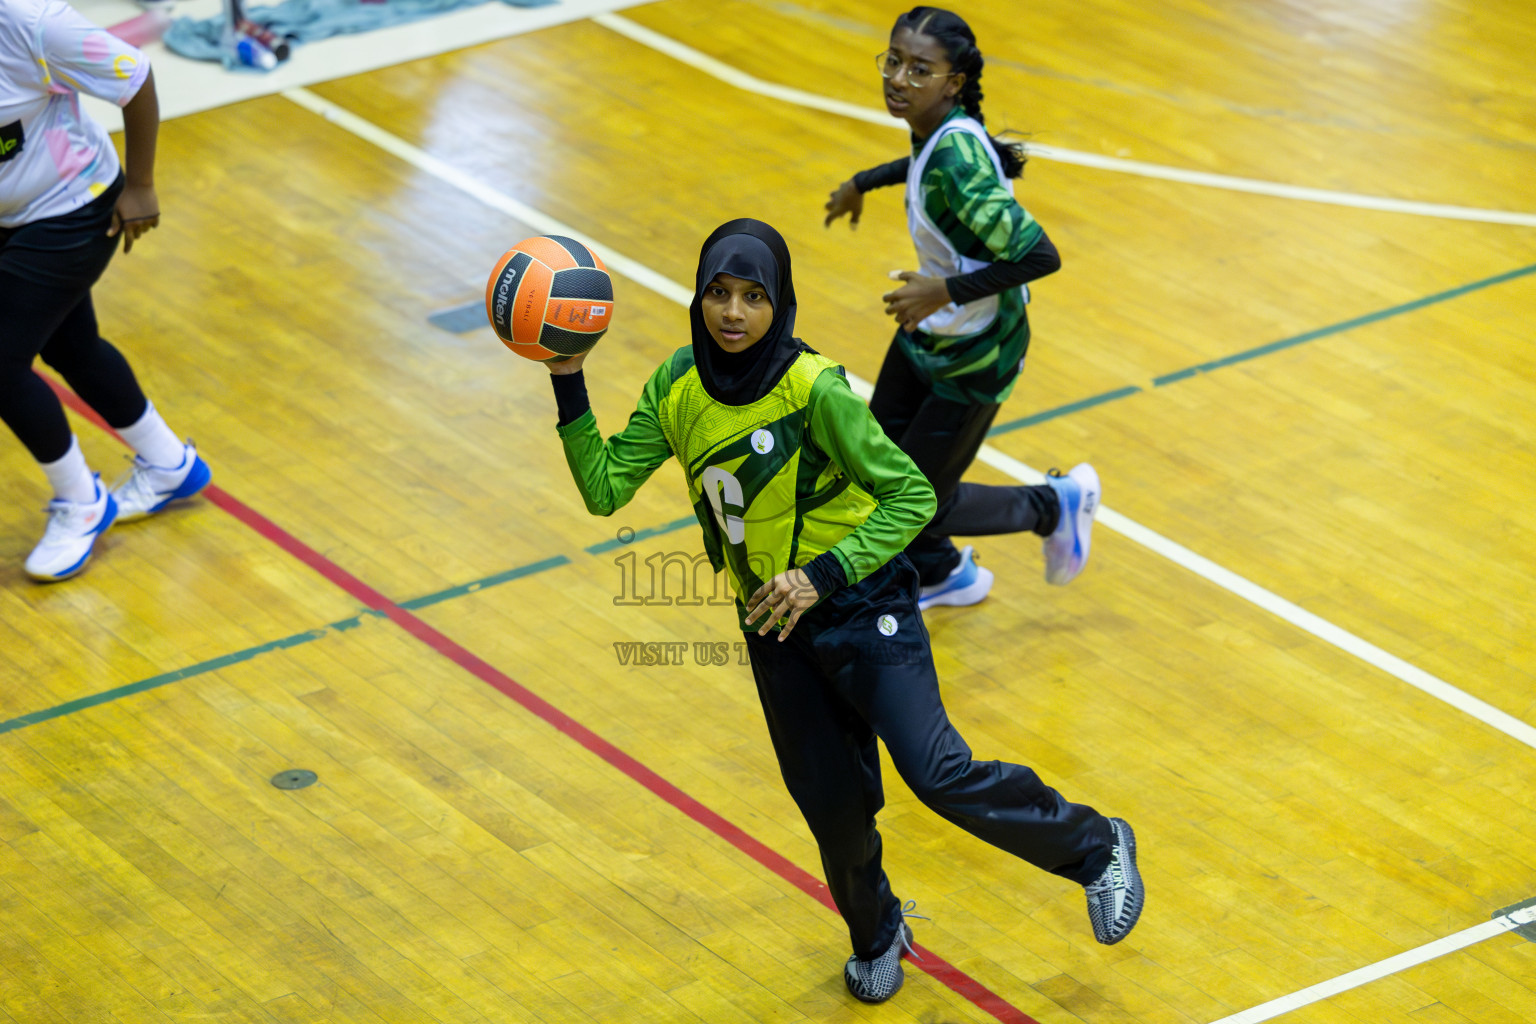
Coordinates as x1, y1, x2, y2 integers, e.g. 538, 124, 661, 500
690, 219, 812, 406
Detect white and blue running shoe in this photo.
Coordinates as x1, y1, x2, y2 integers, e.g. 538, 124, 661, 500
917, 544, 994, 610
1043, 463, 1100, 585
25, 476, 117, 582
111, 441, 212, 522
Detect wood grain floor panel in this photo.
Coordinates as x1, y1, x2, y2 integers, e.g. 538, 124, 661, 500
3, 0, 1532, 1021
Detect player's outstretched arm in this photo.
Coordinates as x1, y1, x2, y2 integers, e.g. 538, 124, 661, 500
548, 354, 675, 517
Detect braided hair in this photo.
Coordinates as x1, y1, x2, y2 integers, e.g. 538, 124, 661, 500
893, 6, 1026, 178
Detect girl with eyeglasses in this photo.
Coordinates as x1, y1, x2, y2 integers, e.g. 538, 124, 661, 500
544, 218, 1143, 1005
825, 6, 1098, 611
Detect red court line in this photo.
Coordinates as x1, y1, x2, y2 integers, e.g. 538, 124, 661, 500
49, 377, 1042, 1024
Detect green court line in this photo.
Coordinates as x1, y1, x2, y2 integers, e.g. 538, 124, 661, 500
15, 261, 1531, 736
988, 260, 1536, 434
0, 553, 574, 736
0, 628, 331, 735
400, 555, 571, 610
1152, 261, 1536, 385
987, 386, 1142, 437
585, 515, 698, 554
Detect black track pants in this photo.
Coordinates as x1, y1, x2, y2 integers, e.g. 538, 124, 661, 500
745, 556, 1113, 958
869, 337, 1057, 586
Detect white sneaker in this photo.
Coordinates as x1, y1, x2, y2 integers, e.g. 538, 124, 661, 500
25, 476, 118, 582
110, 442, 212, 522
1042, 463, 1100, 585
917, 545, 994, 610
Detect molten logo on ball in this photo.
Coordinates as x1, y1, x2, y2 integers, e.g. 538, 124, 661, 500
486, 235, 614, 362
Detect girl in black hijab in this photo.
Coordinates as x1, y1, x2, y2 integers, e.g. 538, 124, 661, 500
687, 218, 810, 404
543, 219, 1142, 1004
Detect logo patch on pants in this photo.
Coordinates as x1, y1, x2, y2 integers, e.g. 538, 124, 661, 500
0, 121, 23, 163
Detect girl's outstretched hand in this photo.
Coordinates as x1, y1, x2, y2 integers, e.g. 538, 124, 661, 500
548, 348, 590, 375
883, 270, 950, 331
823, 180, 864, 229
745, 568, 820, 641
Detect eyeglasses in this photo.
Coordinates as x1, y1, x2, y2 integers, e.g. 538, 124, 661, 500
876, 49, 957, 88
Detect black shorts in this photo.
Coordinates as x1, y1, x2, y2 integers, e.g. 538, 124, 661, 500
0, 174, 125, 288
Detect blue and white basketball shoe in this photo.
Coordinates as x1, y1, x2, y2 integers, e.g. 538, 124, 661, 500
1043, 463, 1100, 585
25, 476, 117, 582
110, 441, 212, 522
917, 544, 994, 610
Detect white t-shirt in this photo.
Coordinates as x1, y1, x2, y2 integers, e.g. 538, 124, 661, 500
0, 0, 149, 228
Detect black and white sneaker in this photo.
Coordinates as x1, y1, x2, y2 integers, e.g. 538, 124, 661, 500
844, 922, 913, 1003
844, 900, 927, 1003
1085, 817, 1144, 944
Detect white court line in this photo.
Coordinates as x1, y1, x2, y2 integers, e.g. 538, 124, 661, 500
1208, 905, 1536, 1024
593, 13, 1536, 229
974, 448, 1536, 751
281, 86, 1536, 759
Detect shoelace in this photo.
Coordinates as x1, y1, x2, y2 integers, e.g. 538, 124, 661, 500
898, 899, 928, 961
38, 490, 102, 542
39, 499, 82, 537
112, 457, 165, 506
1087, 851, 1125, 895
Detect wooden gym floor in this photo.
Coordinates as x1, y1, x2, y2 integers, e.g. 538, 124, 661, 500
2, 0, 1534, 1021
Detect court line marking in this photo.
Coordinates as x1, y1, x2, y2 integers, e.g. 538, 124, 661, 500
584, 514, 699, 554
0, 516, 723, 734
0, 625, 331, 735
1209, 904, 1536, 1024
281, 84, 1536, 756
435, 255, 1536, 440
1147, 261, 1536, 386
0, 523, 693, 735
988, 260, 1536, 435
592, 13, 1536, 228
0, 525, 729, 734
39, 396, 1041, 1022
974, 448, 1536, 757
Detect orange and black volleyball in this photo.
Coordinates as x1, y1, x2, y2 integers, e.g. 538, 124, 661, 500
486, 235, 613, 361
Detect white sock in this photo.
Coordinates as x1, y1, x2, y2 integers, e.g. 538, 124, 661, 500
117, 401, 187, 469
40, 436, 99, 504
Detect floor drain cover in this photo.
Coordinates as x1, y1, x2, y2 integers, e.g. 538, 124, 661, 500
271, 769, 318, 790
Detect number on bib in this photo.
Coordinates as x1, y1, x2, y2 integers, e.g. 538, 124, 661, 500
701, 466, 746, 544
